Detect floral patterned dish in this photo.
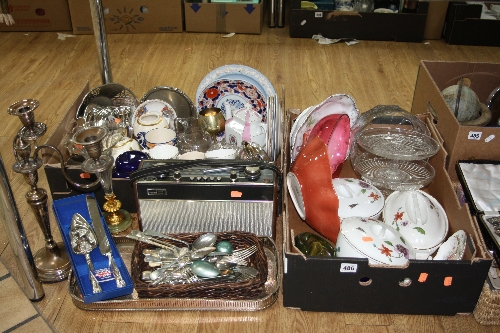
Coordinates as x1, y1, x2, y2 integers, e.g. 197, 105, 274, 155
197, 79, 267, 122
290, 94, 359, 163
196, 64, 276, 104
332, 178, 384, 219
383, 190, 449, 259
336, 217, 415, 266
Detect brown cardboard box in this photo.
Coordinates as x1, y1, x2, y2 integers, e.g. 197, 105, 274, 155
423, 0, 448, 40
410, 60, 500, 182
67, 0, 183, 35
0, 0, 72, 32
184, 0, 263, 34
282, 109, 492, 315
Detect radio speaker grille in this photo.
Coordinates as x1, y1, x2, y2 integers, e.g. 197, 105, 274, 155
138, 200, 275, 237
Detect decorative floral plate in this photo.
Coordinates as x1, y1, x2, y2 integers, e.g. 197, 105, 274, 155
197, 79, 268, 122
290, 94, 359, 163
196, 64, 276, 104
132, 99, 177, 131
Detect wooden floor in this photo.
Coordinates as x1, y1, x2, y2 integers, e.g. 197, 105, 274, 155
1, 19, 500, 333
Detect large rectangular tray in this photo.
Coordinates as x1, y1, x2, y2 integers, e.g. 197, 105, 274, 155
68, 237, 280, 311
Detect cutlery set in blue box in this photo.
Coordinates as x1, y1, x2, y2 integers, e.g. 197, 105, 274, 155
53, 194, 134, 303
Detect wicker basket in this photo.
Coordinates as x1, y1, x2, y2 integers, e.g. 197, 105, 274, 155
131, 231, 269, 299
474, 282, 500, 325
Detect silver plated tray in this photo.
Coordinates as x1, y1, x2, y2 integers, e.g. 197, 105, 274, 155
68, 237, 280, 311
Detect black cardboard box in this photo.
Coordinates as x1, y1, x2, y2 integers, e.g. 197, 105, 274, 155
443, 1, 500, 46
289, 1, 428, 42
410, 60, 500, 182
282, 109, 492, 315
42, 82, 138, 213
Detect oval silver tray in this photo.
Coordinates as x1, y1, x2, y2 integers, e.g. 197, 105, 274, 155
68, 237, 280, 311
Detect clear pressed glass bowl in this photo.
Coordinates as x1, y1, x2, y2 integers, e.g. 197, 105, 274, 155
352, 151, 435, 191
355, 127, 440, 161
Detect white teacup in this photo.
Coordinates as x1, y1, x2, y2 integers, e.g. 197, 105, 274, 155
142, 128, 177, 149
111, 137, 141, 160
148, 145, 179, 159
205, 148, 237, 159
177, 151, 206, 160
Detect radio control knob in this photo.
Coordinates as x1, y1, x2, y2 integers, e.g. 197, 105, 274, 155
230, 171, 238, 182
173, 171, 181, 181
209, 176, 215, 181
244, 166, 261, 180
202, 176, 208, 181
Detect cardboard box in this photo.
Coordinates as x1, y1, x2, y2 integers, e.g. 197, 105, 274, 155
184, 0, 264, 34
282, 109, 492, 315
42, 82, 138, 213
67, 0, 183, 35
423, 0, 448, 40
289, 1, 428, 42
443, 2, 500, 46
0, 0, 72, 32
410, 60, 500, 182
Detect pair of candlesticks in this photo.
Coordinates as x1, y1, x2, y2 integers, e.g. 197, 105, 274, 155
8, 99, 131, 283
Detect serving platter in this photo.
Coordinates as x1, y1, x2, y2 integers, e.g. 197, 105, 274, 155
140, 86, 196, 119
68, 237, 280, 311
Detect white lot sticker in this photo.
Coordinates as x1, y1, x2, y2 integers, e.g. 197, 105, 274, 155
340, 263, 358, 273
468, 131, 482, 140
485, 135, 495, 143
315, 12, 323, 18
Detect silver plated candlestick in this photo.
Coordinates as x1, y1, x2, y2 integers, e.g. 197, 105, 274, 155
10, 103, 71, 282
72, 126, 131, 233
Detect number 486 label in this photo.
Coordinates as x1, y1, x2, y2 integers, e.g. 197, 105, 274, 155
340, 263, 358, 273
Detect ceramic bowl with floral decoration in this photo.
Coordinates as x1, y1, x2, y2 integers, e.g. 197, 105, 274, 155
332, 178, 384, 219
383, 190, 449, 259
336, 217, 415, 265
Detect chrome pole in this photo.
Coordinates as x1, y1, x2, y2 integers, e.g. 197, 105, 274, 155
269, 0, 276, 28
89, 0, 112, 84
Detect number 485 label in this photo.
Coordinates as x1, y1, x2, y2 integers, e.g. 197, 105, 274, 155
340, 263, 358, 273
468, 131, 482, 140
